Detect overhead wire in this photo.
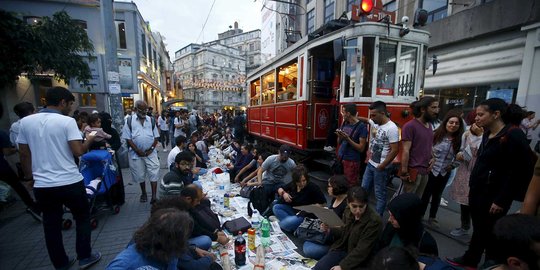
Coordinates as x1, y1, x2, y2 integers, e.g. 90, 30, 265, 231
196, 0, 217, 43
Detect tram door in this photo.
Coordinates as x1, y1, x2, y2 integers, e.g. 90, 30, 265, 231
307, 40, 343, 144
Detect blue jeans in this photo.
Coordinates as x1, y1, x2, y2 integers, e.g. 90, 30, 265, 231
272, 204, 304, 232
188, 235, 212, 250
361, 163, 390, 216
303, 241, 330, 260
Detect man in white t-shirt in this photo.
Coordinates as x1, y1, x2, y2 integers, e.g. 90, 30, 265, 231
17, 87, 101, 269
167, 135, 186, 169
359, 101, 400, 216
122, 100, 161, 204
173, 110, 187, 139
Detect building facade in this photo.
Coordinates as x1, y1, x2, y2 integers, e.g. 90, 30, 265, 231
0, 0, 172, 129
173, 24, 261, 113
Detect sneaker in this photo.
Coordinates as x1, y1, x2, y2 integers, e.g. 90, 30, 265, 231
446, 256, 477, 270
427, 218, 440, 229
26, 207, 42, 222
323, 146, 335, 152
163, 149, 168, 152
79, 252, 101, 269
440, 197, 449, 206
268, 215, 278, 222
450, 227, 470, 237
56, 257, 76, 270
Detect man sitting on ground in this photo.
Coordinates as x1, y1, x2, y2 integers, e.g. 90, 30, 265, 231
159, 151, 195, 198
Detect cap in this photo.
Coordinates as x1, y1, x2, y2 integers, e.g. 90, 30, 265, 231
279, 145, 291, 157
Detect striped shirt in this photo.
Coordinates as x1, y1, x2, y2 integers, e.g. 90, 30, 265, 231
431, 137, 456, 177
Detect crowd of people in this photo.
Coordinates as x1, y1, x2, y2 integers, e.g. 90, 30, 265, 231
1, 85, 540, 270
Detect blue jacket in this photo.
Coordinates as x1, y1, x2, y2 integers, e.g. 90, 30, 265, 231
106, 244, 177, 270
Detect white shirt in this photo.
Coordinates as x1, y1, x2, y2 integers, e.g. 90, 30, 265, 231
367, 119, 400, 167
121, 115, 160, 160
158, 116, 169, 131
173, 117, 186, 138
17, 112, 83, 188
9, 120, 21, 148
167, 146, 182, 168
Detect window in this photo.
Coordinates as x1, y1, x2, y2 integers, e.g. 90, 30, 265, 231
153, 50, 157, 69
148, 42, 153, 65
24, 16, 42, 25
141, 34, 147, 57
116, 21, 127, 49
249, 43, 255, 51
397, 45, 418, 97
344, 38, 358, 98
347, 0, 355, 12
324, 0, 335, 23
383, 0, 397, 11
306, 9, 315, 34
376, 41, 397, 95
361, 37, 375, 97
73, 20, 87, 30
249, 56, 254, 64
420, 0, 448, 23
80, 93, 97, 107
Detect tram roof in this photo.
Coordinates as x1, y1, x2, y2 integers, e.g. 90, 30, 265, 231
248, 21, 431, 79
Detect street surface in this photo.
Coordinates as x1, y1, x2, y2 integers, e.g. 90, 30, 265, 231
0, 148, 481, 269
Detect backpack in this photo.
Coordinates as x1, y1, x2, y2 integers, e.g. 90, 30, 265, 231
500, 126, 538, 202
247, 186, 270, 215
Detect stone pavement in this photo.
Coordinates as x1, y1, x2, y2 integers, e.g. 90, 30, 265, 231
0, 149, 171, 270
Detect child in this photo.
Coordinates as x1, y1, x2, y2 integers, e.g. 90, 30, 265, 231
84, 114, 112, 150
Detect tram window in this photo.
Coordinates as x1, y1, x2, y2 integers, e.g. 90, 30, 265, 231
376, 42, 397, 96
261, 71, 276, 104
250, 79, 261, 106
344, 38, 358, 98
397, 45, 418, 97
277, 62, 298, 102
362, 37, 375, 97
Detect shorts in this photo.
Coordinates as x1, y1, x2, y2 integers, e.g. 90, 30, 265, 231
129, 154, 160, 183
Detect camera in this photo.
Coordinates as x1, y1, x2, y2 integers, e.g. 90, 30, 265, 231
401, 16, 409, 24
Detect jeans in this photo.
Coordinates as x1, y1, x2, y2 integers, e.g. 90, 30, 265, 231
361, 163, 390, 216
160, 130, 170, 148
313, 250, 347, 270
33, 181, 92, 268
421, 172, 451, 219
272, 204, 304, 232
188, 235, 212, 250
0, 161, 38, 210
303, 241, 330, 260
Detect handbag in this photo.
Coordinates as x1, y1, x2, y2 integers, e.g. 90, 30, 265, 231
222, 217, 252, 235
294, 217, 330, 244
240, 184, 255, 198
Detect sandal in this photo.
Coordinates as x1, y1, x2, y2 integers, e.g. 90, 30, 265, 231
140, 193, 147, 203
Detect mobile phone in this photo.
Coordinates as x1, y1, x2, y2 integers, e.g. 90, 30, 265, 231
89, 131, 97, 136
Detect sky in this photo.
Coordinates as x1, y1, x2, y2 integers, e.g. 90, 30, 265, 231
121, 0, 263, 56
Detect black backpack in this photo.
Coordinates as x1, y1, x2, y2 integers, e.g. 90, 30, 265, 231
247, 186, 270, 216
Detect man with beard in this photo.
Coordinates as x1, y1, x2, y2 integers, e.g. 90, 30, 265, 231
122, 100, 160, 204
159, 151, 195, 197
399, 96, 439, 197
18, 87, 102, 269
254, 145, 297, 213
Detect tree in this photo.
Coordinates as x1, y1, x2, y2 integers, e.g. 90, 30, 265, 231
0, 10, 94, 88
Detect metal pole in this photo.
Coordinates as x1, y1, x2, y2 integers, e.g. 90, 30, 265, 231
101, 0, 124, 131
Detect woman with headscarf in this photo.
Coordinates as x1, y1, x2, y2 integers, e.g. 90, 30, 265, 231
98, 112, 121, 151
376, 193, 438, 257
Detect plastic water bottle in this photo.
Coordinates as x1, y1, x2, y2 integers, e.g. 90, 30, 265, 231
251, 210, 260, 229
260, 218, 271, 247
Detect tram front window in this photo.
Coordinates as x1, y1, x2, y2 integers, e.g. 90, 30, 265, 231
397, 45, 418, 97
377, 42, 397, 96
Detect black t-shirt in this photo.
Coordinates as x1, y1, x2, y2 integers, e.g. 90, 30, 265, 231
329, 198, 347, 218
283, 181, 327, 207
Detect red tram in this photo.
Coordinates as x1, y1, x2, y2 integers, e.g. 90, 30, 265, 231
246, 19, 430, 151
